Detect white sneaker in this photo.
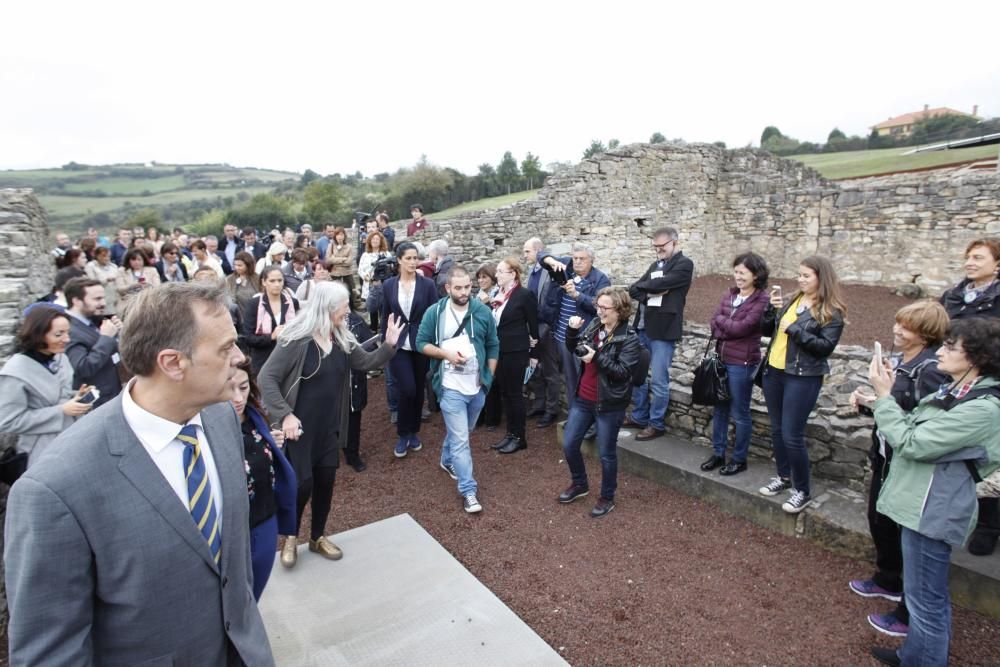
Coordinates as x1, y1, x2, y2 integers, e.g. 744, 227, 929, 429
782, 490, 812, 514
463, 493, 483, 514
759, 477, 792, 496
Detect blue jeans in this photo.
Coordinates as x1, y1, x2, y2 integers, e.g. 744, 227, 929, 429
711, 364, 755, 463
761, 367, 822, 496
562, 398, 625, 501
898, 527, 951, 666
385, 364, 398, 412
439, 387, 486, 496
631, 335, 674, 431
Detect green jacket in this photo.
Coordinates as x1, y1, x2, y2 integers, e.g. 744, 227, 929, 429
415, 297, 499, 399
875, 376, 1000, 546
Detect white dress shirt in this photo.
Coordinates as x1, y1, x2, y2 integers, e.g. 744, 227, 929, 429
121, 379, 224, 529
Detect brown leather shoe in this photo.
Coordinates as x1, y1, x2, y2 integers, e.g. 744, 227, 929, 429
634, 426, 664, 441
280, 536, 298, 568
308, 536, 344, 561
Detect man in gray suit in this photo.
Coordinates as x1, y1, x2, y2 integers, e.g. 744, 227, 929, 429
522, 238, 560, 427
63, 277, 123, 406
4, 282, 274, 666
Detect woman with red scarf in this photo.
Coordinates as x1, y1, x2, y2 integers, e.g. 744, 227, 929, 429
490, 257, 540, 454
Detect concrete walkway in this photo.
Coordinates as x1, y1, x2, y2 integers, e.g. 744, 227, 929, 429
558, 422, 1000, 619
258, 514, 569, 666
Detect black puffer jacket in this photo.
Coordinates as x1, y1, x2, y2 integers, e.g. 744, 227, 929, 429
760, 299, 844, 376
940, 278, 1000, 320
566, 319, 641, 412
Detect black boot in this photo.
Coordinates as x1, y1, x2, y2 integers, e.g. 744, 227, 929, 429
498, 436, 527, 454
969, 497, 999, 556
491, 434, 514, 451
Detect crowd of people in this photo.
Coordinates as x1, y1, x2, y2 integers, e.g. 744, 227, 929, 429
2, 206, 998, 665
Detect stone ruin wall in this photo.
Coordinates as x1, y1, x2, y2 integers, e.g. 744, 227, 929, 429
420, 143, 1000, 489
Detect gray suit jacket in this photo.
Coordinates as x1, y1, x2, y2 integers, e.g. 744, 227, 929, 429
4, 396, 274, 666
65, 315, 122, 406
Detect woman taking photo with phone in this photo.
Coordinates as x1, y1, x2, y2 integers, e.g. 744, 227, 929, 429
0, 308, 92, 469
867, 317, 1000, 667
757, 255, 846, 514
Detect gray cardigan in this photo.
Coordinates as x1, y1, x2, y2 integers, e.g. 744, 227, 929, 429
0, 353, 77, 464
259, 335, 395, 449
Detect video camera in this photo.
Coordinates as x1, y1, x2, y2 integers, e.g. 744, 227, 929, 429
372, 255, 399, 282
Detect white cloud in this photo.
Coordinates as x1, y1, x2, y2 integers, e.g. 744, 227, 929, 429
2, 0, 998, 175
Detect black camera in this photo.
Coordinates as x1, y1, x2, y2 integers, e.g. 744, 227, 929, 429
574, 344, 591, 358
372, 255, 399, 282
548, 267, 568, 286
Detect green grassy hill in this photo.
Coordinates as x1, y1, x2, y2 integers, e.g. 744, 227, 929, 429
427, 190, 540, 220
784, 144, 997, 180
0, 163, 298, 231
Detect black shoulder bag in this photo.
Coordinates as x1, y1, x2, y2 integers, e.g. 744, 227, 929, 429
692, 337, 730, 405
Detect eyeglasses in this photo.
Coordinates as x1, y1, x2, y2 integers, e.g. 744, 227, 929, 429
941, 340, 963, 353
653, 241, 674, 249
596, 304, 614, 312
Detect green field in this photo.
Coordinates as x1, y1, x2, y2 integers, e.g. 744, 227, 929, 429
61, 174, 188, 194
784, 144, 998, 179
39, 186, 277, 219
427, 190, 540, 220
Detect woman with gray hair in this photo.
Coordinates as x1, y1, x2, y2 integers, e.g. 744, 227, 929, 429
259, 281, 403, 567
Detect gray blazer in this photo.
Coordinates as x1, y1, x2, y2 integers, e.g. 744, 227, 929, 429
65, 315, 122, 406
0, 353, 76, 464
3, 396, 274, 666
260, 336, 394, 449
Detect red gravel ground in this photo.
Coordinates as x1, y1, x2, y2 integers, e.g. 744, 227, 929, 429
299, 374, 1000, 666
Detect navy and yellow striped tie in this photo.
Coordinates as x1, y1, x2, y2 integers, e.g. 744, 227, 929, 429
177, 424, 221, 564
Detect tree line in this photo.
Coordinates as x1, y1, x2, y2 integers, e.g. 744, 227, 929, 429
760, 114, 999, 156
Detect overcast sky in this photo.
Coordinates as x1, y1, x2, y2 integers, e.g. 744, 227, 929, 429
3, 1, 998, 177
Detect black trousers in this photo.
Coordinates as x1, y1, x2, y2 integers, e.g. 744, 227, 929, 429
497, 349, 530, 440
344, 410, 362, 465
527, 327, 562, 415
296, 466, 337, 542
389, 349, 428, 438
868, 445, 908, 622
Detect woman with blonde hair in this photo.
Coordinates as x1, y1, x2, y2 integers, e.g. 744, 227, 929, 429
358, 231, 393, 331
757, 255, 847, 514
259, 282, 403, 567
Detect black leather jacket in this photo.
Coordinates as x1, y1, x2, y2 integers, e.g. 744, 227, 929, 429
566, 320, 641, 412
760, 299, 844, 376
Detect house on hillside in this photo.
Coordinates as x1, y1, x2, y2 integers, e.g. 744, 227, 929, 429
871, 104, 980, 138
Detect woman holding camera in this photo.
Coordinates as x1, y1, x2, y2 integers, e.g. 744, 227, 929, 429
116, 248, 160, 298
260, 282, 402, 567
868, 317, 1000, 667
758, 256, 846, 514
702, 252, 770, 476
558, 286, 641, 518
0, 308, 93, 470
849, 301, 949, 639
358, 231, 393, 332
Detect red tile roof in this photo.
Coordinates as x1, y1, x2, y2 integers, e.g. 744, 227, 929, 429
871, 107, 977, 130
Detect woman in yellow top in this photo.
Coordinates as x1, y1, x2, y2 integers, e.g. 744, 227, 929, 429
756, 256, 846, 513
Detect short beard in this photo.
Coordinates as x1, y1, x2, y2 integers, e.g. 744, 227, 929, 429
450, 294, 469, 306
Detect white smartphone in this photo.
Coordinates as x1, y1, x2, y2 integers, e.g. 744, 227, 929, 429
873, 341, 883, 366
770, 285, 782, 300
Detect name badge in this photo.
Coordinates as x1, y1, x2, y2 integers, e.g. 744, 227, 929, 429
111, 352, 121, 365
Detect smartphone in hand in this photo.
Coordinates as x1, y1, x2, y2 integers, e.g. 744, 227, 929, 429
874, 341, 883, 367
79, 387, 101, 404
